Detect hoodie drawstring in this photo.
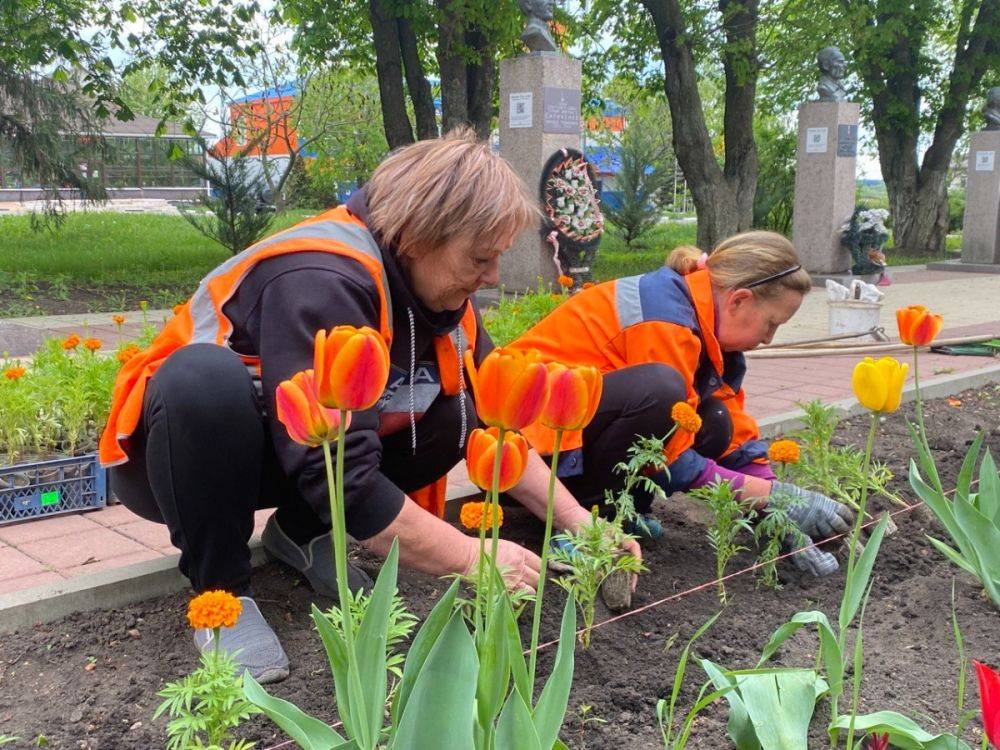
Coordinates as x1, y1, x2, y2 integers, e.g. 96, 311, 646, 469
407, 305, 469, 457
407, 307, 417, 456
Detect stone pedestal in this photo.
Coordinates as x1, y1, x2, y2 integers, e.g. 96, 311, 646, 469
499, 52, 582, 292
791, 101, 861, 274
960, 130, 1000, 267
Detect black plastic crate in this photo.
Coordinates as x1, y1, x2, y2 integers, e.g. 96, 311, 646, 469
0, 454, 107, 526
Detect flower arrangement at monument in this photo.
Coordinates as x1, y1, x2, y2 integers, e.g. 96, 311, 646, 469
840, 206, 891, 282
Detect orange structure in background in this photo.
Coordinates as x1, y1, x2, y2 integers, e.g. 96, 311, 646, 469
210, 84, 299, 159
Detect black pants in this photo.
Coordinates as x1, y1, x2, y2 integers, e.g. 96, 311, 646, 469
110, 344, 468, 594
559, 363, 733, 513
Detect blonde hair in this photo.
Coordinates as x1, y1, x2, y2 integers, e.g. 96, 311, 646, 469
365, 127, 538, 258
666, 231, 811, 299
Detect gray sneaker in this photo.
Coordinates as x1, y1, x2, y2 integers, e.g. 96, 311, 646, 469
261, 514, 374, 600
193, 596, 289, 684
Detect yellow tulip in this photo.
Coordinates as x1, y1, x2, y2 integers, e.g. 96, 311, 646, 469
851, 356, 908, 413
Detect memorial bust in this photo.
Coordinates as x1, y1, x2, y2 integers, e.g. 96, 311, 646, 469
518, 0, 558, 53
984, 87, 1000, 131
816, 46, 848, 102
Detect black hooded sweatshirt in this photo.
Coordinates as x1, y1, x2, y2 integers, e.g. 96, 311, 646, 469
220, 189, 493, 539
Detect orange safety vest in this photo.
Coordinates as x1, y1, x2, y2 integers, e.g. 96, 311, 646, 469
509, 267, 759, 466
99, 206, 477, 518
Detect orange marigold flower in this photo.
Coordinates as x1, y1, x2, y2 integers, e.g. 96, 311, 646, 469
83, 338, 102, 352
557, 274, 574, 289
116, 344, 141, 363
62, 333, 81, 350
671, 402, 702, 434
187, 590, 242, 630
459, 500, 504, 532
767, 439, 800, 464
112, 314, 125, 327
4, 366, 26, 380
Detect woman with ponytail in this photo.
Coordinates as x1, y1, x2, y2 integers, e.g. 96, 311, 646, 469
509, 231, 854, 578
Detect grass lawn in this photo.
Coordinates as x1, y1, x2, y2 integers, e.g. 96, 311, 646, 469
592, 220, 697, 280
0, 210, 314, 316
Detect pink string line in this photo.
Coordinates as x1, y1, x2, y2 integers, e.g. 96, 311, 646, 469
261, 479, 971, 750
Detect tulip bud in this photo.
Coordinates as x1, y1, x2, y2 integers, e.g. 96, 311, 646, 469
466, 427, 529, 492
851, 356, 908, 413
471, 348, 549, 431
540, 363, 602, 431
896, 305, 943, 347
313, 325, 390, 411
276, 370, 350, 447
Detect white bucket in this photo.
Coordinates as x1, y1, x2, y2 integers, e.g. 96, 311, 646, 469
827, 299, 883, 341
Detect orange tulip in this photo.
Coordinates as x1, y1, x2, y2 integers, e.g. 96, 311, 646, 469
896, 305, 943, 346
313, 326, 391, 411
470, 348, 549, 430
466, 427, 529, 492
540, 362, 602, 431
276, 369, 351, 447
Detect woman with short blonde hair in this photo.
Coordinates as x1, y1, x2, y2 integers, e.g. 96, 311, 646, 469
103, 128, 599, 684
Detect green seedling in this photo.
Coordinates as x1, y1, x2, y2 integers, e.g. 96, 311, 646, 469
688, 480, 754, 604
551, 509, 644, 648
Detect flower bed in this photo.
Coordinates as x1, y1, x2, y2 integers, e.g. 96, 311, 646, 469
1, 385, 997, 748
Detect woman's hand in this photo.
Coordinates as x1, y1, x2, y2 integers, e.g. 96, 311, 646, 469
771, 481, 855, 538
461, 538, 542, 593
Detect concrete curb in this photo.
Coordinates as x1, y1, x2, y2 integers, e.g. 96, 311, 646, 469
756, 361, 1000, 437
2, 361, 999, 634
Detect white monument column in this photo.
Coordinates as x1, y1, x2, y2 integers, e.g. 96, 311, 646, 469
791, 101, 860, 276
959, 130, 1000, 269
499, 52, 582, 292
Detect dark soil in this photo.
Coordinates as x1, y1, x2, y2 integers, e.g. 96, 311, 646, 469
2, 386, 999, 749
0, 281, 186, 318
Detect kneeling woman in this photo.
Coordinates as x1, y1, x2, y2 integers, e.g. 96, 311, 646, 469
99, 130, 600, 684
510, 231, 853, 576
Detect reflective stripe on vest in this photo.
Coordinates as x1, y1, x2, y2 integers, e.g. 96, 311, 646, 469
188, 220, 393, 346
614, 274, 644, 328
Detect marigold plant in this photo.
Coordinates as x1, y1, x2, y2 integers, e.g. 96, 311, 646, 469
768, 440, 800, 464
3, 366, 25, 381
117, 344, 141, 363
558, 274, 574, 289
112, 314, 125, 327
62, 333, 81, 350
671, 402, 702, 434
83, 337, 102, 352
187, 590, 243, 630
459, 500, 504, 531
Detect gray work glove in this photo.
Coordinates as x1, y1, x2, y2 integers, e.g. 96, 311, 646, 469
786, 533, 840, 577
772, 481, 855, 539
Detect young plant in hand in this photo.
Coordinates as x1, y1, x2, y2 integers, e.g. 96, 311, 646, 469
550, 508, 644, 648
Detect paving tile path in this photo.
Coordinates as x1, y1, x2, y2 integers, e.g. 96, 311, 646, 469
1, 267, 998, 597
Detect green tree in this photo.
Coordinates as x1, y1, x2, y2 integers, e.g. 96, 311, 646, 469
755, 0, 999, 258
1, 0, 263, 204
752, 114, 796, 235
593, 80, 679, 248
299, 69, 389, 188
282, 0, 523, 148
588, 0, 762, 250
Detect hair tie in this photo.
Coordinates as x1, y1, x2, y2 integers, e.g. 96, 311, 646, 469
696, 253, 709, 271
